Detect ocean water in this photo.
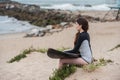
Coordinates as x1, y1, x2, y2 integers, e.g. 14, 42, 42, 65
0, 16, 36, 34
0, 0, 119, 34
12, 0, 118, 11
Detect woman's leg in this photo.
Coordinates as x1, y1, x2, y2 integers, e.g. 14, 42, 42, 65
59, 58, 88, 69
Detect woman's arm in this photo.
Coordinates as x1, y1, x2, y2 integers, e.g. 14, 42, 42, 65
65, 34, 86, 53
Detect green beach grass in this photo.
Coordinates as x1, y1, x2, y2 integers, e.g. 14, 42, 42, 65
49, 65, 77, 80
82, 58, 113, 72
49, 58, 113, 80
7, 47, 113, 80
109, 44, 120, 51
7, 47, 70, 63
7, 47, 48, 63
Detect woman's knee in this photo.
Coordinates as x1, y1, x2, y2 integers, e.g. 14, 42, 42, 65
59, 59, 64, 64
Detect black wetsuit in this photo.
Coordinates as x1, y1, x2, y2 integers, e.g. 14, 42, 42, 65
65, 32, 93, 63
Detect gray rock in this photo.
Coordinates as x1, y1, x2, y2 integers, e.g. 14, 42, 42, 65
60, 22, 68, 28
49, 28, 63, 33
46, 25, 53, 30
25, 28, 45, 37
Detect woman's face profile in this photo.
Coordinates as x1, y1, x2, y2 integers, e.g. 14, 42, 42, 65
75, 22, 82, 31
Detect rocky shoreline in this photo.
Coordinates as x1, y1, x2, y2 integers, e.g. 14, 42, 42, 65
1, 1, 119, 37
0, 1, 101, 37
0, 1, 100, 27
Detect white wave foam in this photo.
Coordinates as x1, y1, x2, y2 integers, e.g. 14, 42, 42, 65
0, 16, 37, 34
91, 4, 110, 10
41, 3, 111, 11
41, 3, 77, 10
51, 4, 76, 10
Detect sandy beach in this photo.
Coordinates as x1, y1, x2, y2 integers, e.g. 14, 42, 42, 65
0, 18, 120, 80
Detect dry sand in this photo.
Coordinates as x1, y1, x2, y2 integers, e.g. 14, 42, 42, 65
0, 20, 120, 80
